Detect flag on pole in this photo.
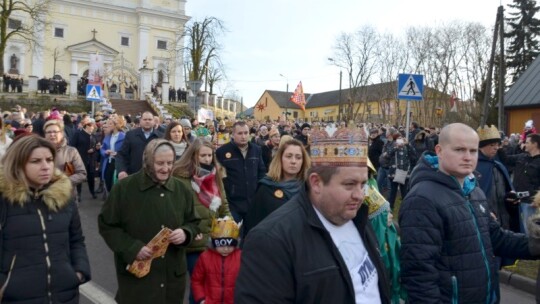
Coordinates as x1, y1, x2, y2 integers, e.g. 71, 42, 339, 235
290, 81, 306, 111
449, 90, 458, 112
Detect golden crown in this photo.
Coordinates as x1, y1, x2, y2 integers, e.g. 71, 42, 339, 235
310, 123, 368, 167
210, 217, 240, 240
477, 125, 500, 142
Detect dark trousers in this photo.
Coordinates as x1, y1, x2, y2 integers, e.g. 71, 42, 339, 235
77, 161, 95, 197
388, 180, 409, 210
104, 159, 116, 192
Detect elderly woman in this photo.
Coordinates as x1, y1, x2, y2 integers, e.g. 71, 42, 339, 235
244, 138, 310, 236
0, 135, 91, 303
43, 119, 86, 200
99, 139, 200, 304
172, 138, 231, 304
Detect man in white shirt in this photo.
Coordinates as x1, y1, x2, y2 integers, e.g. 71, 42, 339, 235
235, 126, 390, 303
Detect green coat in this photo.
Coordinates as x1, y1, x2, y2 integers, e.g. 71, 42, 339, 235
98, 170, 200, 304
177, 176, 231, 253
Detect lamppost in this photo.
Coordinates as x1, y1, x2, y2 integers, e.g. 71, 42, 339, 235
327, 58, 343, 122
279, 73, 289, 121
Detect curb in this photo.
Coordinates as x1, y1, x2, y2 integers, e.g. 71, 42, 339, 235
500, 269, 536, 295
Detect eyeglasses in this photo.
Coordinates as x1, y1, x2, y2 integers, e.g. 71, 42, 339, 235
45, 131, 61, 135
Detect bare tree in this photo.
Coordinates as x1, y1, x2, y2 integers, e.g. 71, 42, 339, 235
51, 46, 63, 76
206, 63, 224, 95
331, 25, 380, 122
0, 0, 50, 74
182, 17, 226, 92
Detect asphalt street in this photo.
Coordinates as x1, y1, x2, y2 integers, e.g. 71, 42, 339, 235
76, 184, 536, 304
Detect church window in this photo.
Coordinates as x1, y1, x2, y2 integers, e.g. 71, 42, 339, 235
54, 27, 64, 38
157, 40, 167, 50
121, 36, 130, 46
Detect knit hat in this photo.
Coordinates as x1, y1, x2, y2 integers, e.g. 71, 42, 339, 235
477, 125, 501, 148
210, 216, 240, 247
300, 123, 311, 130
179, 118, 192, 128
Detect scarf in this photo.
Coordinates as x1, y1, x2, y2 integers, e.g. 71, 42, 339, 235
191, 164, 222, 212
171, 141, 187, 159
259, 176, 302, 200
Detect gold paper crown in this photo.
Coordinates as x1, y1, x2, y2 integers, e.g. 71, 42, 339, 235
310, 123, 368, 167
210, 216, 240, 240
477, 125, 500, 142
364, 183, 391, 219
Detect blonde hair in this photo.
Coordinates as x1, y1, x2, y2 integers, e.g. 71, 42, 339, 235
43, 119, 65, 132
267, 138, 311, 182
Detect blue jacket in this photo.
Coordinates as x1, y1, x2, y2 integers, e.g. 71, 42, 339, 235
216, 141, 266, 215
100, 132, 125, 179
399, 153, 532, 304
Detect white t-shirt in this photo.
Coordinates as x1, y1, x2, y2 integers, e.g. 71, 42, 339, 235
314, 206, 381, 304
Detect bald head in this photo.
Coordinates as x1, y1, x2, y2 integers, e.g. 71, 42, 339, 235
438, 123, 478, 147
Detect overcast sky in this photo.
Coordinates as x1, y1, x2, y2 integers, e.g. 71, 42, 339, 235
186, 0, 512, 108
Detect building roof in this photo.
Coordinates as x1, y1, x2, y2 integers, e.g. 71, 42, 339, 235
505, 55, 540, 108
264, 81, 398, 109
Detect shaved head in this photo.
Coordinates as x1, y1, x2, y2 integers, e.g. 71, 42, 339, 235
436, 123, 479, 184
438, 123, 478, 147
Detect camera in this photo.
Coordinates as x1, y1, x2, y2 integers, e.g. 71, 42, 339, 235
516, 191, 530, 199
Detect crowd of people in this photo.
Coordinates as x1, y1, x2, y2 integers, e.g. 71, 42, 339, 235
0, 104, 540, 303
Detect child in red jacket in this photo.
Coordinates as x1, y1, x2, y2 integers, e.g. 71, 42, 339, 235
191, 217, 241, 304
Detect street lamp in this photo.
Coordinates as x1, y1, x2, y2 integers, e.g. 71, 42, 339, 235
279, 73, 289, 121
327, 58, 343, 122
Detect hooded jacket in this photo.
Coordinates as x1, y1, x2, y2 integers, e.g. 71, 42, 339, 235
399, 153, 532, 304
0, 167, 91, 304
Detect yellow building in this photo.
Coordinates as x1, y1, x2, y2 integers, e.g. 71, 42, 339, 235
253, 81, 421, 124
5, 0, 188, 97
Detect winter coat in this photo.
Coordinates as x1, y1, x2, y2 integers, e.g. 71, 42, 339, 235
55, 138, 87, 186
191, 249, 241, 304
235, 185, 391, 303
368, 135, 385, 170
115, 127, 161, 175
0, 167, 91, 304
384, 142, 417, 180
99, 131, 125, 179
399, 153, 533, 304
216, 142, 266, 216
70, 129, 98, 166
98, 170, 201, 304
499, 152, 540, 203
176, 176, 231, 254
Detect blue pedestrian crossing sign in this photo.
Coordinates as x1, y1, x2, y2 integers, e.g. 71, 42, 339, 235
398, 74, 424, 101
86, 84, 102, 102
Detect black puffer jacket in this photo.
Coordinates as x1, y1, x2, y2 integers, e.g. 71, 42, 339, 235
0, 168, 91, 304
499, 152, 540, 202
399, 153, 532, 304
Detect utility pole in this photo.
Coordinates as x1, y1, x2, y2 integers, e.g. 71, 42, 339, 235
481, 6, 505, 129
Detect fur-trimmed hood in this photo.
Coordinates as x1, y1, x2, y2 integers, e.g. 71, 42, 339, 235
0, 166, 73, 211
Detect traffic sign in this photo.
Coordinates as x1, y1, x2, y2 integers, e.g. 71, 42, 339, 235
86, 84, 102, 102
398, 74, 424, 101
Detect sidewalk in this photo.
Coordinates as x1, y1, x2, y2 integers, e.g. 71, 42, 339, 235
500, 269, 537, 296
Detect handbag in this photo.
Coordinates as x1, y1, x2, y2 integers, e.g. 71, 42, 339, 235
64, 162, 75, 176
392, 153, 408, 185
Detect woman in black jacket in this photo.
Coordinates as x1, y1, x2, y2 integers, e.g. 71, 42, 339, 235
244, 138, 310, 236
0, 135, 90, 303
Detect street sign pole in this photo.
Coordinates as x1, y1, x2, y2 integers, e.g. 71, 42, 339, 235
397, 73, 424, 141
405, 100, 411, 141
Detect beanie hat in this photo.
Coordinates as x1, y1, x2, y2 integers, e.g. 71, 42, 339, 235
210, 216, 240, 247
300, 123, 311, 130
179, 118, 191, 128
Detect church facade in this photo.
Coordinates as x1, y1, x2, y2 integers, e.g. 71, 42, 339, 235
5, 0, 188, 98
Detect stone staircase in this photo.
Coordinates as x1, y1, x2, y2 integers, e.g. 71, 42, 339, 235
109, 99, 158, 116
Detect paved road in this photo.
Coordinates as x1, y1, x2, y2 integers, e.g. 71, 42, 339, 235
76, 185, 537, 304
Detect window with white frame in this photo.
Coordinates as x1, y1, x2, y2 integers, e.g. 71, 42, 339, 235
54, 27, 64, 38
121, 36, 130, 46
157, 40, 167, 50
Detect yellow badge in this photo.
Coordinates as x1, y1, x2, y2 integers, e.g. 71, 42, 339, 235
274, 189, 284, 199
225, 152, 232, 159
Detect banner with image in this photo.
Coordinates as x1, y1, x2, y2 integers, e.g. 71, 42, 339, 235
88, 54, 104, 85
